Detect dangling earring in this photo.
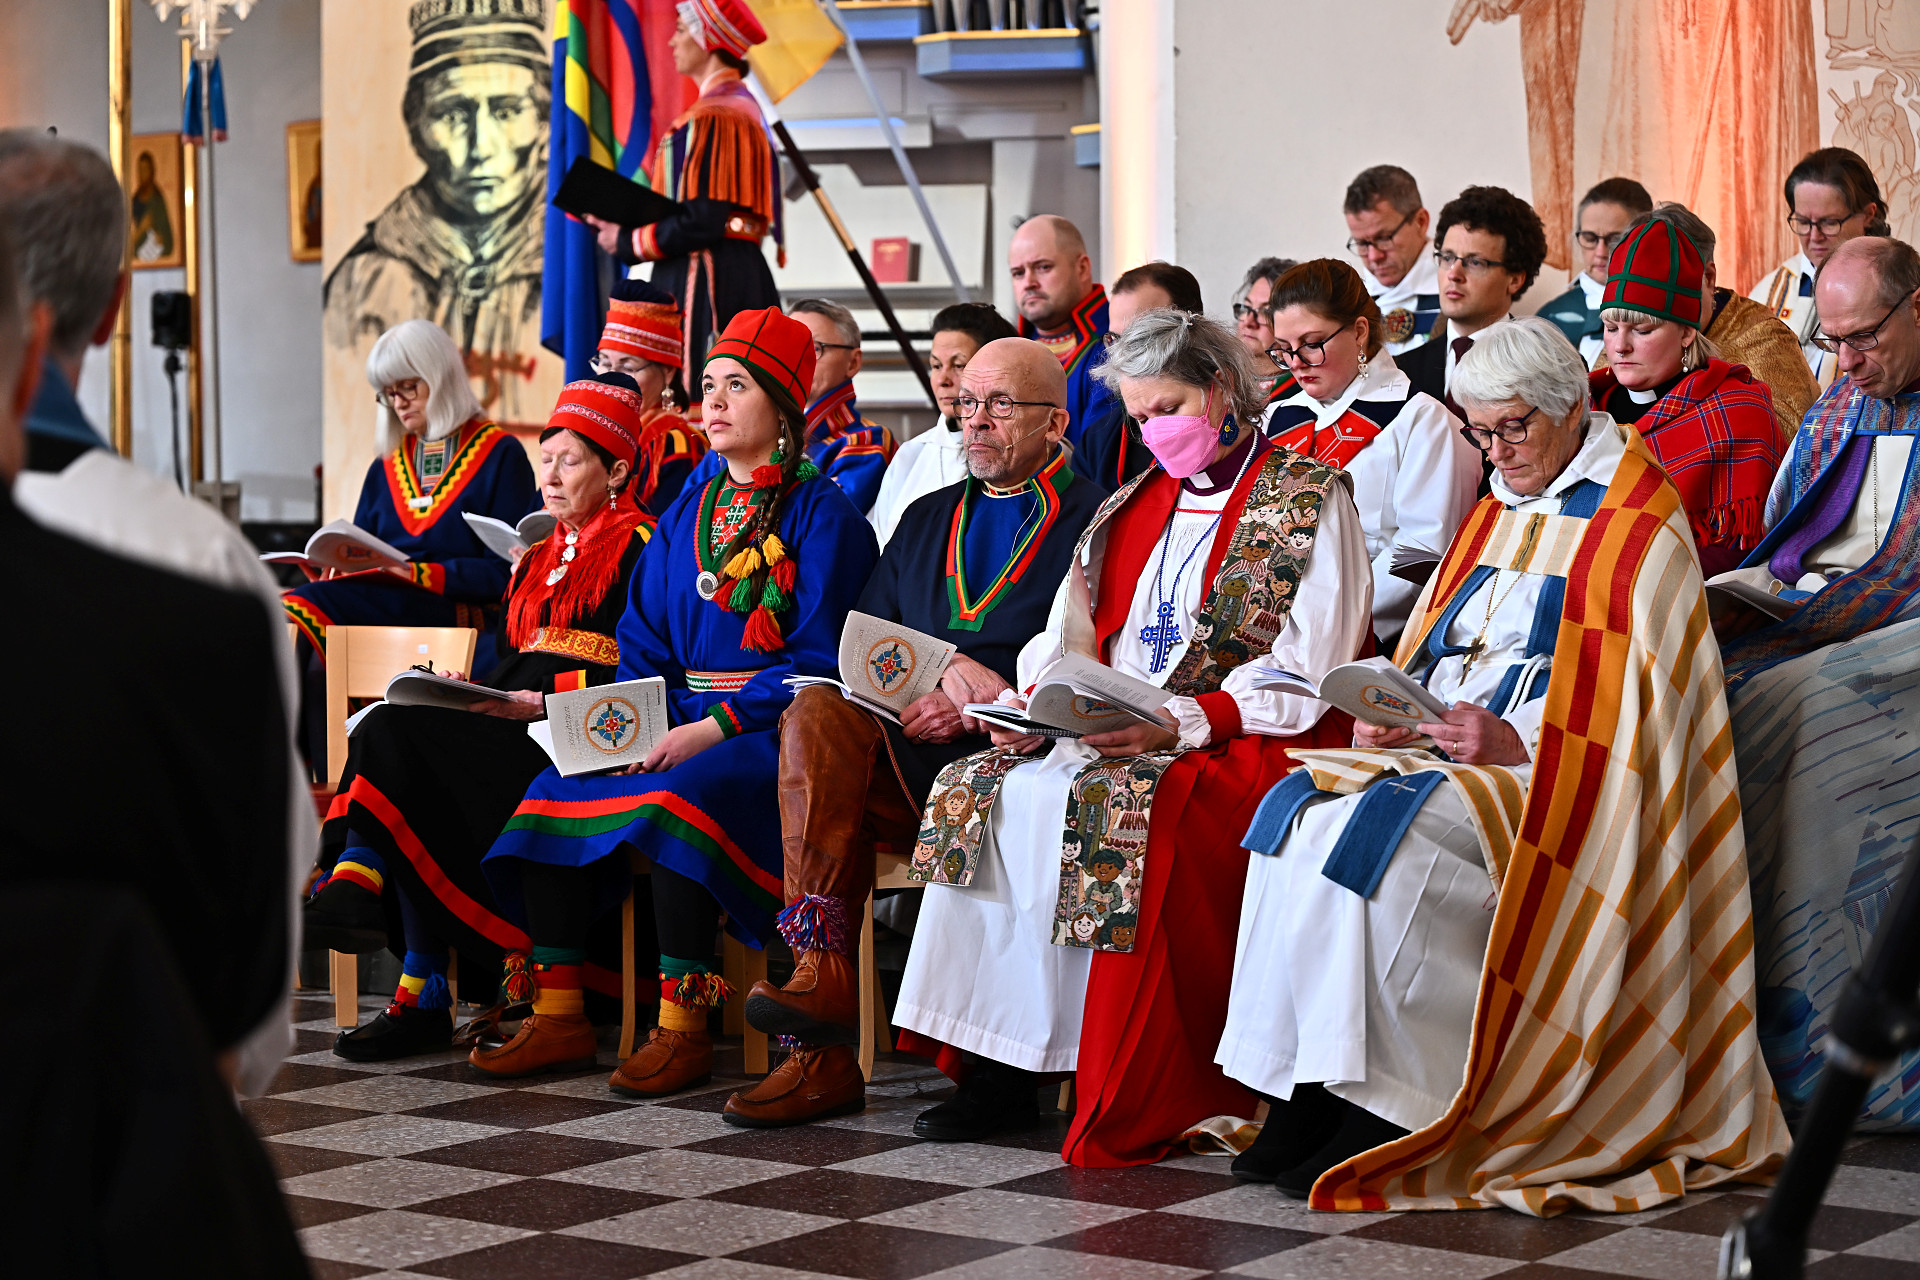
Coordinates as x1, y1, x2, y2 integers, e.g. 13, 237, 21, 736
1217, 411, 1238, 446
1356, 350, 1371, 378
769, 429, 788, 466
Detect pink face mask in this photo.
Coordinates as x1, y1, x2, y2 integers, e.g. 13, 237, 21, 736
1139, 385, 1230, 478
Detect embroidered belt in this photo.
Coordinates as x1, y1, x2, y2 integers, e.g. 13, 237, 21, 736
525, 627, 619, 667
685, 668, 764, 692
723, 214, 768, 242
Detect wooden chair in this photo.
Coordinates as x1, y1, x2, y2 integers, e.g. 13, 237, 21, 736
320, 624, 479, 1027
617, 848, 769, 1073
857, 849, 920, 1080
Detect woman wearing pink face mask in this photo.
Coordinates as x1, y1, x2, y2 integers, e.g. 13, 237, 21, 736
892, 310, 1374, 1169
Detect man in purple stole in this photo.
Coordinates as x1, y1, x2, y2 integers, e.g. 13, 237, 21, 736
725, 338, 1103, 1127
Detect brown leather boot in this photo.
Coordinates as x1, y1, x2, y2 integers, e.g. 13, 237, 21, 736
723, 1044, 864, 1128
608, 1020, 713, 1097
467, 1012, 598, 1078
745, 947, 859, 1045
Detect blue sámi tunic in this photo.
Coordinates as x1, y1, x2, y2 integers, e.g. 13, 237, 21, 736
484, 469, 880, 946
283, 419, 538, 674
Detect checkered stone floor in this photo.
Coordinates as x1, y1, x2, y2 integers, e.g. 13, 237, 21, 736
257, 995, 1920, 1279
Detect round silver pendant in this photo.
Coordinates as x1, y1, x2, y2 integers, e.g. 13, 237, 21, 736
545, 564, 569, 586
696, 570, 720, 600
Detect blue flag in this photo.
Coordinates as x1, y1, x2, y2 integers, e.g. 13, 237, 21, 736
182, 57, 228, 145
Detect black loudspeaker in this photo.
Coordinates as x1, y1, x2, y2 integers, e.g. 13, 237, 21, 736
151, 290, 191, 350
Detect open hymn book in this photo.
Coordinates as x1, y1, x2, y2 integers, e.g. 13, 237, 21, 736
1704, 566, 1813, 622
464, 511, 559, 562
784, 612, 958, 724
1251, 655, 1451, 730
963, 653, 1174, 740
260, 520, 408, 573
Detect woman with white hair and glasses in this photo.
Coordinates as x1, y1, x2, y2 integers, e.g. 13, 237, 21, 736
894, 310, 1373, 1167
283, 319, 538, 773
1218, 316, 1783, 1208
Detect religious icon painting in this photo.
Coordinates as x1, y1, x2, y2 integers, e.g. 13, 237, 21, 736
908, 750, 1025, 887
128, 133, 185, 271
286, 119, 323, 263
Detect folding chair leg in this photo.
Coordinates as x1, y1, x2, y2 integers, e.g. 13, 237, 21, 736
619, 887, 638, 1059
330, 950, 358, 1028
858, 889, 878, 1080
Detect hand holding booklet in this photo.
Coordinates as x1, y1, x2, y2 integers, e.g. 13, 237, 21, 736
260, 519, 407, 573
963, 653, 1173, 740
464, 510, 559, 562
542, 677, 671, 776
783, 612, 957, 724
1250, 655, 1450, 730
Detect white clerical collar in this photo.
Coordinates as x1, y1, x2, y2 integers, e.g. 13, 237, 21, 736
1489, 410, 1626, 507
1362, 245, 1438, 307
1284, 350, 1412, 424
1626, 386, 1659, 404
1576, 272, 1604, 305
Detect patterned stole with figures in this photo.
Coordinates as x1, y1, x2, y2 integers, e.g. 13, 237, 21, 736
908, 446, 1342, 953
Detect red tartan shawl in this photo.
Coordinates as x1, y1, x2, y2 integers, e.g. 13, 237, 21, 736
1588, 358, 1779, 559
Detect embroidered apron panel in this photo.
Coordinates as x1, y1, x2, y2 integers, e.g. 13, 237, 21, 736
1049, 751, 1177, 950
908, 749, 1025, 886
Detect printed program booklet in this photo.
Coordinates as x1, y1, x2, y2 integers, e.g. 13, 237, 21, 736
784, 612, 957, 724
963, 653, 1174, 740
1252, 655, 1451, 729
543, 677, 670, 776
1705, 566, 1810, 622
260, 519, 407, 573
464, 511, 559, 562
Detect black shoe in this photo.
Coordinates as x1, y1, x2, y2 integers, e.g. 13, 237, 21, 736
334, 1003, 454, 1062
1272, 1099, 1411, 1199
913, 1060, 1043, 1141
304, 877, 388, 954
1230, 1084, 1345, 1184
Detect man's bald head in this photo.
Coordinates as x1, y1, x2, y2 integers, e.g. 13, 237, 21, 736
1817, 236, 1920, 399
957, 337, 1069, 486
1009, 215, 1095, 333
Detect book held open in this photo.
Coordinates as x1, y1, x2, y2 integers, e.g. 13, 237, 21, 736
464, 511, 560, 562
260, 519, 407, 573
783, 612, 957, 724
543, 677, 671, 776
963, 653, 1173, 740
1250, 655, 1450, 729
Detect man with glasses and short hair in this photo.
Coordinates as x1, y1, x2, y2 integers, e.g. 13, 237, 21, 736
1395, 186, 1549, 420
732, 336, 1103, 1128
1343, 166, 1441, 358
1716, 235, 1920, 1133
1539, 177, 1653, 367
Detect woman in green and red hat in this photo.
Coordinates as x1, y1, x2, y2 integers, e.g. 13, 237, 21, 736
1590, 213, 1782, 576
474, 307, 878, 1089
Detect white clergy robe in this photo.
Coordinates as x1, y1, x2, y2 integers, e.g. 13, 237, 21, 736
894, 469, 1375, 1071
1215, 413, 1687, 1132
868, 418, 969, 550
1363, 249, 1442, 357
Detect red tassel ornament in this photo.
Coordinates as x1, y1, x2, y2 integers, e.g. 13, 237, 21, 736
740, 605, 785, 653
770, 557, 796, 592
750, 464, 783, 489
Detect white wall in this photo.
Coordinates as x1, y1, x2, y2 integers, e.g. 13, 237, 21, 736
0, 0, 322, 520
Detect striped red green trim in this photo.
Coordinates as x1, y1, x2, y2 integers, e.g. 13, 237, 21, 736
708, 701, 744, 738
504, 788, 781, 903
343, 775, 532, 951
382, 419, 511, 536
945, 448, 1071, 631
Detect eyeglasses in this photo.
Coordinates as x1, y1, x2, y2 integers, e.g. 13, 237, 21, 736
376, 377, 427, 408
1788, 211, 1862, 237
1434, 250, 1512, 275
1811, 289, 1917, 354
1458, 405, 1539, 452
1266, 322, 1352, 369
590, 352, 654, 376
1346, 208, 1417, 256
953, 393, 1059, 420
1574, 229, 1628, 253
812, 340, 859, 359
1231, 302, 1271, 323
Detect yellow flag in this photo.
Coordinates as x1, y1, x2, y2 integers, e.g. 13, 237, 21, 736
746, 0, 844, 102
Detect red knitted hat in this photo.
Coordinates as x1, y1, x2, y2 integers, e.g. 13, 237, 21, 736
677, 0, 766, 58
600, 279, 684, 369
547, 376, 646, 470
1602, 219, 1706, 328
705, 307, 816, 418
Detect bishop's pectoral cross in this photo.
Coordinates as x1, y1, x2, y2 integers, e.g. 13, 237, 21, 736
1139, 601, 1181, 674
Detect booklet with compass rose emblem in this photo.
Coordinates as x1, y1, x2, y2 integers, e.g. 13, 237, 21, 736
782, 611, 957, 724
544, 676, 671, 776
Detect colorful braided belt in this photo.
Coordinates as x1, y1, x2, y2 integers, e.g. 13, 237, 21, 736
525, 627, 619, 667
684, 669, 764, 693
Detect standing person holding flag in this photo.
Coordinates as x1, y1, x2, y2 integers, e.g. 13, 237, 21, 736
581, 0, 785, 381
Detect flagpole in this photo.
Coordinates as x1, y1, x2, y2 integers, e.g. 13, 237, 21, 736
200, 60, 224, 491
180, 38, 204, 486
107, 0, 134, 458
818, 2, 969, 303
747, 79, 936, 409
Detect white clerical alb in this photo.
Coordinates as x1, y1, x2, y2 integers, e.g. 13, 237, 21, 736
1215, 413, 1669, 1132
894, 472, 1374, 1071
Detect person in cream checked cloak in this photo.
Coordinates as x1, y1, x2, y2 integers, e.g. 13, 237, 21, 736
892, 309, 1375, 1168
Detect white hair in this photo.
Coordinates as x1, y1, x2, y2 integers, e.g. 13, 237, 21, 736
1452, 316, 1591, 421
365, 319, 484, 449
